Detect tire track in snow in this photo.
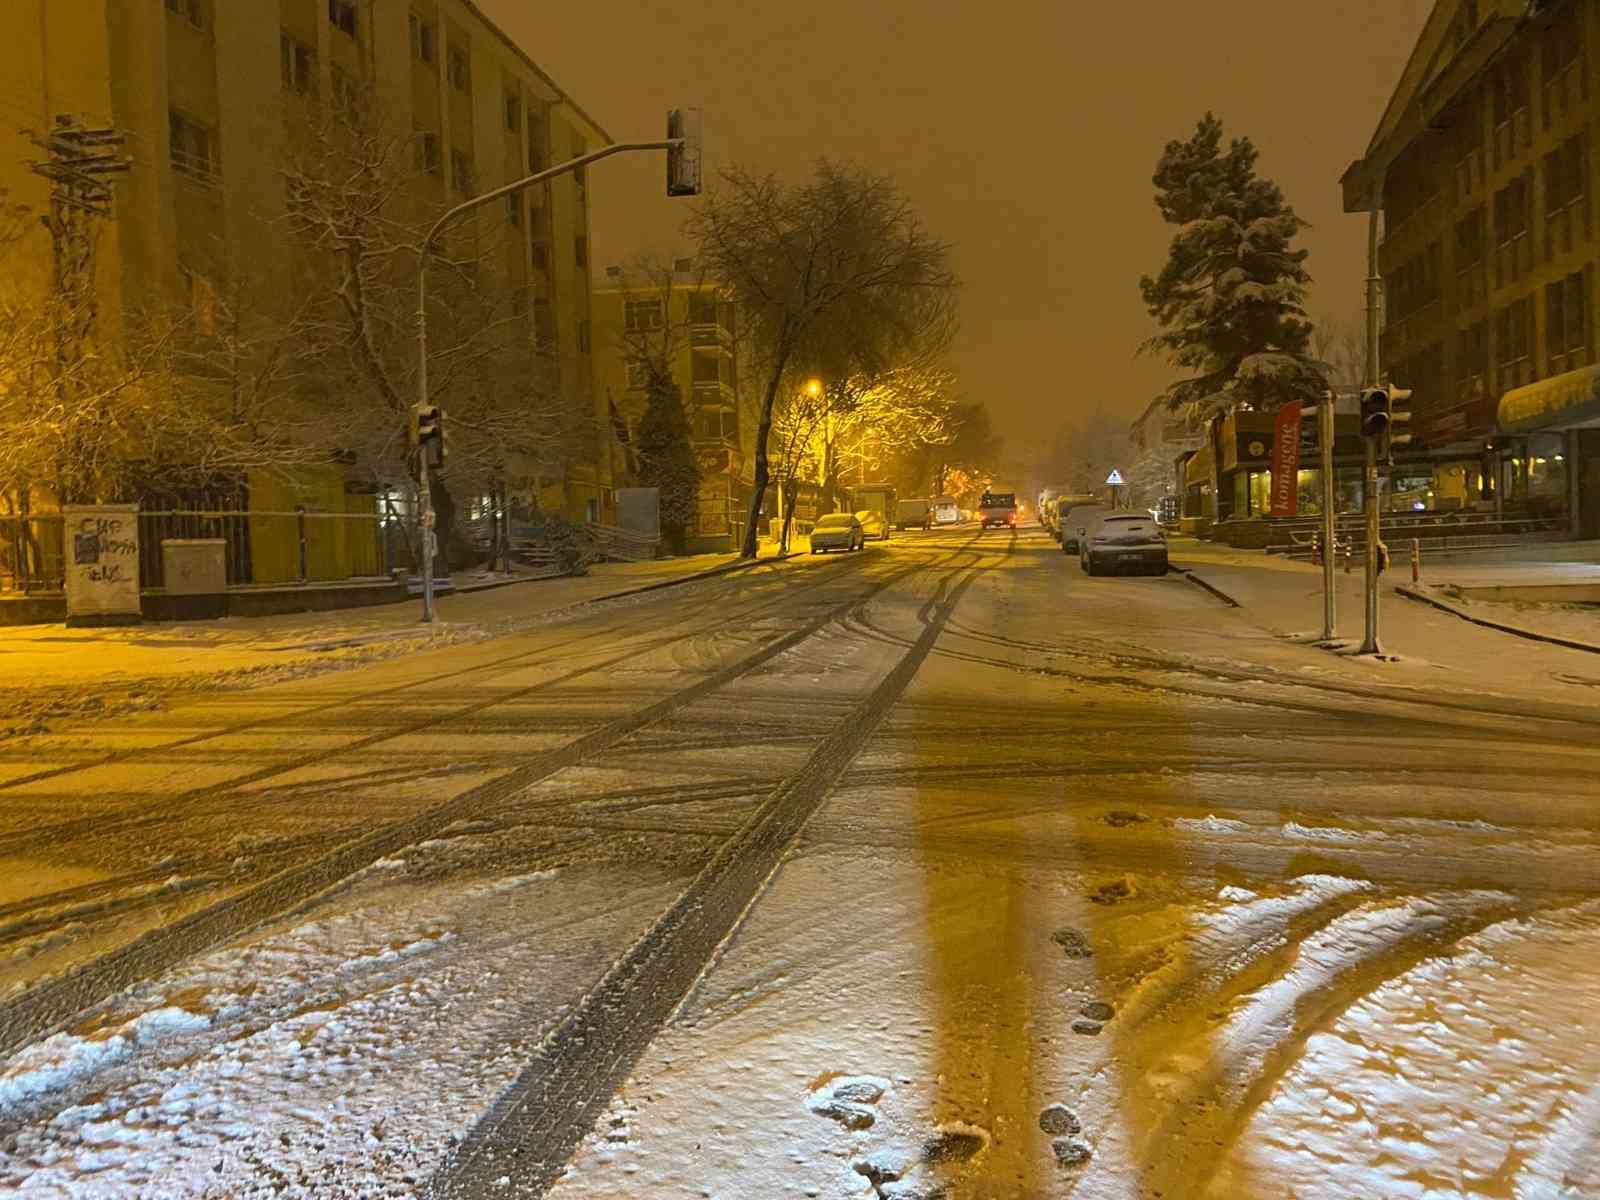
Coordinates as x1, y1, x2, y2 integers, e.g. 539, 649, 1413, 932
422, 561, 986, 1199
0, 545, 979, 1061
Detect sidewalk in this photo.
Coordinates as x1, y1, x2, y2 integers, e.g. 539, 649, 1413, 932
0, 547, 792, 736
1167, 536, 1600, 696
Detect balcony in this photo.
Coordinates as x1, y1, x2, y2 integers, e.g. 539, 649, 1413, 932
691, 379, 736, 407
688, 321, 733, 353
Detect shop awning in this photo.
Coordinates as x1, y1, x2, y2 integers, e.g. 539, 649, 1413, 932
1183, 442, 1213, 488
1498, 365, 1600, 434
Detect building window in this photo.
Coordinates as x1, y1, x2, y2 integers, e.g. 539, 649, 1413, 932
280, 33, 316, 96
330, 65, 358, 119
328, 0, 358, 38
166, 0, 207, 30
1545, 133, 1588, 216
1496, 295, 1535, 385
168, 110, 217, 182
450, 148, 474, 194
410, 13, 436, 65
447, 45, 470, 91
415, 130, 441, 176
506, 193, 522, 227
1547, 270, 1590, 374
1541, 2, 1582, 87
624, 299, 664, 331
1491, 53, 1528, 127
578, 319, 592, 354
1494, 176, 1529, 245
626, 361, 651, 389
688, 291, 720, 324
528, 121, 548, 173
1457, 320, 1489, 401
529, 239, 549, 276
574, 235, 588, 269
504, 93, 521, 132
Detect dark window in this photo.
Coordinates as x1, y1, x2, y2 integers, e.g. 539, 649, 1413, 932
578, 319, 592, 354
447, 46, 470, 91
1545, 133, 1588, 214
1492, 53, 1528, 126
527, 117, 548, 173
625, 299, 663, 331
1547, 271, 1590, 369
166, 0, 207, 30
280, 33, 316, 96
574, 234, 588, 269
506, 193, 522, 227
529, 239, 549, 276
168, 110, 217, 180
1542, 2, 1582, 82
1455, 207, 1485, 266
409, 14, 436, 65
626, 361, 650, 388
450, 148, 474, 194
1457, 319, 1489, 399
1496, 295, 1535, 378
415, 130, 441, 176
688, 292, 719, 324
505, 94, 521, 132
1494, 177, 1529, 243
329, 0, 358, 38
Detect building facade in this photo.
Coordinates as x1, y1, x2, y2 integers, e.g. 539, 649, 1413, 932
0, 0, 611, 531
592, 264, 748, 553
1346, 0, 1598, 535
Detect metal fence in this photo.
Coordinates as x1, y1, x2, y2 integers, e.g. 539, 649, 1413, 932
0, 511, 387, 595
136, 510, 387, 589
0, 514, 66, 593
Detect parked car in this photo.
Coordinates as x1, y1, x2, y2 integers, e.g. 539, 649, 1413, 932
855, 509, 889, 541
810, 512, 864, 553
1060, 503, 1107, 554
932, 496, 961, 525
895, 498, 933, 530
1079, 511, 1169, 576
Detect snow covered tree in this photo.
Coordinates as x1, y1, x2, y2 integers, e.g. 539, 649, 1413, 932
686, 161, 958, 558
1139, 114, 1323, 420
635, 367, 700, 555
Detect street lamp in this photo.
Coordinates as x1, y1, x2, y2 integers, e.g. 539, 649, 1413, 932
412, 111, 702, 622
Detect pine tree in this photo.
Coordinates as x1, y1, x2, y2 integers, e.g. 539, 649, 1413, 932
635, 367, 701, 555
1139, 114, 1324, 418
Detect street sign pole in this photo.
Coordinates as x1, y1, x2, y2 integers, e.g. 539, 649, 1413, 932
1359, 435, 1382, 655
1320, 391, 1337, 642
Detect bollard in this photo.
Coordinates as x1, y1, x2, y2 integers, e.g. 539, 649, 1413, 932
1411, 537, 1420, 585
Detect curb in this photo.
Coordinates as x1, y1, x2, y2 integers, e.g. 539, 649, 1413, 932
1170, 565, 1243, 608
1395, 584, 1600, 655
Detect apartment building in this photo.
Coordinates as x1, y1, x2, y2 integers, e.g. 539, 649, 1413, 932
0, 0, 612, 527
1343, 0, 1599, 535
592, 262, 748, 553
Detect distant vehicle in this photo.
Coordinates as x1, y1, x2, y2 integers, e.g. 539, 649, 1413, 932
810, 512, 864, 553
1080, 511, 1169, 576
932, 496, 961, 525
854, 508, 888, 541
851, 485, 896, 541
979, 491, 1018, 530
1060, 503, 1108, 554
895, 498, 933, 530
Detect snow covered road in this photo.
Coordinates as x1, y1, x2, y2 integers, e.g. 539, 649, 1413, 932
2, 526, 1598, 1198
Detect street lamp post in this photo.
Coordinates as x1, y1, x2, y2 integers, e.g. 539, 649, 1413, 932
413, 123, 698, 621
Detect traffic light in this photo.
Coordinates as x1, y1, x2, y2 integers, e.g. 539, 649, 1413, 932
410, 402, 445, 467
1359, 387, 1390, 440
666, 108, 702, 197
1386, 384, 1414, 450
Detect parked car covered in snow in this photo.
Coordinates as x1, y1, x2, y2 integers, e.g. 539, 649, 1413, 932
854, 509, 889, 541
1079, 511, 1169, 576
1060, 503, 1107, 554
810, 513, 865, 553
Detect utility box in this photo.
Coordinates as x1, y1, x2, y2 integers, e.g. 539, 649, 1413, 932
162, 539, 227, 595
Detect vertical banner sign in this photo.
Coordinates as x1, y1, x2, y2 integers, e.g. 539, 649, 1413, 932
63, 503, 142, 625
1270, 404, 1302, 517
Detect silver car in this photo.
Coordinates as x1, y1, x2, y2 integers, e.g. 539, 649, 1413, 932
810, 512, 864, 553
1080, 512, 1169, 576
1060, 504, 1107, 555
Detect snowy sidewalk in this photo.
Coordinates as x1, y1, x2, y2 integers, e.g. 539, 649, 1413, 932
0, 547, 791, 736
1168, 536, 1600, 695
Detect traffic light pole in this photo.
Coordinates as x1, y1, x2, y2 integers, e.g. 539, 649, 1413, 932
1358, 193, 1384, 656
1320, 392, 1336, 642
413, 133, 690, 623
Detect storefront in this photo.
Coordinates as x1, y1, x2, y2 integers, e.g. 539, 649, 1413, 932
1498, 365, 1600, 536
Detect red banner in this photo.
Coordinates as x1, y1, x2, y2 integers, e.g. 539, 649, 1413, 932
1270, 403, 1301, 517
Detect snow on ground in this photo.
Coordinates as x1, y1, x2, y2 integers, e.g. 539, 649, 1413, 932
1206, 902, 1600, 1199
0, 860, 687, 1199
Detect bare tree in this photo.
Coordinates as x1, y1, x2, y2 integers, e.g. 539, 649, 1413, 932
686, 161, 958, 558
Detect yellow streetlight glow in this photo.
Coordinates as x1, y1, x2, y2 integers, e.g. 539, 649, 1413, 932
804, 378, 823, 397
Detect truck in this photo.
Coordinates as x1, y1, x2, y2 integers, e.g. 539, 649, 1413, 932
849, 484, 896, 541
979, 490, 1019, 530
895, 497, 933, 530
